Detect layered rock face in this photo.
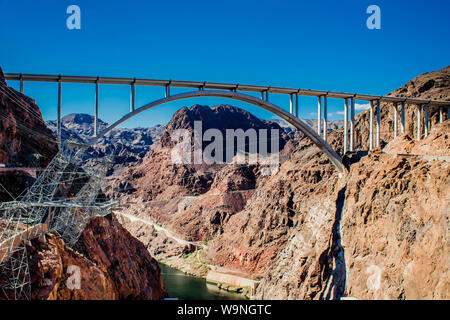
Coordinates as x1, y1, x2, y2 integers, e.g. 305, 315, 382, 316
29, 214, 167, 300
253, 127, 449, 300
243, 129, 347, 299
340, 122, 449, 300
0, 66, 58, 167
0, 66, 58, 200
251, 68, 450, 300
29, 233, 116, 300
207, 135, 339, 279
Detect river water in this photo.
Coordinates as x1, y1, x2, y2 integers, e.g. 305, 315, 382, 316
159, 263, 247, 300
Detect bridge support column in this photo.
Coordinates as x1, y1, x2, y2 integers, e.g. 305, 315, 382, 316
416, 105, 422, 141
350, 97, 355, 152
317, 96, 322, 135
400, 102, 405, 134
376, 100, 380, 148
295, 94, 299, 117
57, 77, 62, 142
19, 74, 24, 93
393, 103, 398, 139
94, 78, 99, 137
165, 84, 171, 98
289, 94, 294, 114
369, 100, 374, 150
323, 96, 328, 141
424, 105, 429, 138
130, 80, 135, 112
343, 98, 349, 155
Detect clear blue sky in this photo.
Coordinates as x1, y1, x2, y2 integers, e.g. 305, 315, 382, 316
1, 0, 449, 127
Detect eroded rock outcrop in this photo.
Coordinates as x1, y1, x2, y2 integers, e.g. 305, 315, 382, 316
251, 67, 449, 300
0, 66, 58, 168
29, 214, 167, 300
207, 135, 339, 280
246, 131, 345, 299
0, 66, 58, 201
340, 123, 449, 300
29, 233, 116, 300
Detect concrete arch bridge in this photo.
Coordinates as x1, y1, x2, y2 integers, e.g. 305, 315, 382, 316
5, 73, 450, 174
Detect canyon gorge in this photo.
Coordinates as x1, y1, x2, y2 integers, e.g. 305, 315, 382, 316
0, 65, 448, 300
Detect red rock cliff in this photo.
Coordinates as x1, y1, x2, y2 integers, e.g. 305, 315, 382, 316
0, 66, 58, 167
0, 66, 58, 201
29, 214, 167, 300
254, 67, 450, 300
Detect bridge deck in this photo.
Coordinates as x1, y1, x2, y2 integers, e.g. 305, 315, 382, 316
5, 73, 450, 106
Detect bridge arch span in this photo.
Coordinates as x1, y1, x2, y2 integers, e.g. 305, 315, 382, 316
88, 90, 345, 173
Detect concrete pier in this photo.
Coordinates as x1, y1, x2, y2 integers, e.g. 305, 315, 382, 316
317, 96, 322, 135
130, 80, 136, 112
369, 101, 374, 150
19, 74, 24, 93
393, 103, 398, 139
350, 97, 355, 152
416, 105, 422, 141
343, 98, 349, 154
94, 78, 99, 137
376, 100, 380, 148
165, 84, 171, 98
289, 94, 294, 114
323, 96, 328, 141
400, 102, 405, 134
57, 77, 62, 142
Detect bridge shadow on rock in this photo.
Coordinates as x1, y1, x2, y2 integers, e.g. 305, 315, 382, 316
342, 151, 369, 171
320, 185, 347, 300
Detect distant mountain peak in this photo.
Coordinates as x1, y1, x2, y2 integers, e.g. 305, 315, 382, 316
62, 113, 107, 126
159, 104, 289, 149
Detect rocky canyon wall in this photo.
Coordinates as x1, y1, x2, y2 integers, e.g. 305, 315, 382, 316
0, 66, 58, 201
340, 122, 449, 300
28, 214, 167, 300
